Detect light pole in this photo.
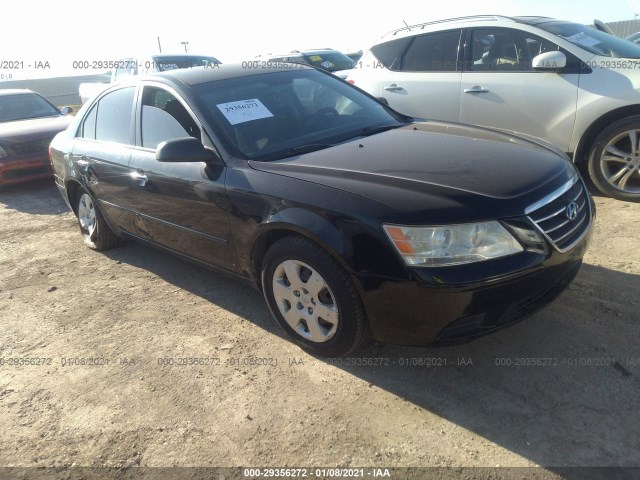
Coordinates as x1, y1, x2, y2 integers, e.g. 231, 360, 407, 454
181, 41, 189, 53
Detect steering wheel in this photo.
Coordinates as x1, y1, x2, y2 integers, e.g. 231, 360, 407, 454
304, 107, 339, 131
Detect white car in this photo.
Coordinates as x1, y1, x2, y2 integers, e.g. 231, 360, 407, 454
347, 15, 640, 202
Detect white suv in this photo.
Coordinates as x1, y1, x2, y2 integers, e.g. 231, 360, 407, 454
348, 15, 640, 202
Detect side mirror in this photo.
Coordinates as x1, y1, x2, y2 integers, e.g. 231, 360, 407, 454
60, 106, 73, 115
156, 137, 223, 164
532, 51, 567, 71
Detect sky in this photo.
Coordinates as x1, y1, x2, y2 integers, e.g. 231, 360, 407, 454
3, 0, 640, 80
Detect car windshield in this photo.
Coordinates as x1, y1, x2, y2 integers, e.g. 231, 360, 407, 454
0, 93, 60, 122
304, 52, 355, 72
153, 56, 221, 71
192, 69, 408, 161
537, 21, 640, 58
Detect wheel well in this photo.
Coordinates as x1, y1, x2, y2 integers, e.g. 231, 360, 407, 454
65, 180, 82, 215
575, 105, 640, 163
250, 228, 354, 290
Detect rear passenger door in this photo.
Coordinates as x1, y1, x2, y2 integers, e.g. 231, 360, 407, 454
71, 86, 139, 234
378, 29, 463, 121
459, 28, 579, 151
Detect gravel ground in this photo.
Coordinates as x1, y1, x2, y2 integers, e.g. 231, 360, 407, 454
0, 177, 639, 480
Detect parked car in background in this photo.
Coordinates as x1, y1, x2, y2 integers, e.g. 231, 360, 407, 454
256, 49, 355, 78
348, 15, 640, 202
78, 54, 222, 104
346, 51, 364, 63
0, 89, 72, 188
50, 64, 592, 357
626, 32, 640, 44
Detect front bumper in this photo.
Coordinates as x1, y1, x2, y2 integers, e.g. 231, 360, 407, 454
0, 156, 52, 186
358, 221, 592, 346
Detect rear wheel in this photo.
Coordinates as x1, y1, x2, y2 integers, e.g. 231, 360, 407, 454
261, 235, 365, 357
76, 187, 120, 250
588, 116, 640, 202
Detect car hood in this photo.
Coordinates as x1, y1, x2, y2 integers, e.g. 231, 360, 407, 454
249, 121, 577, 223
0, 115, 72, 142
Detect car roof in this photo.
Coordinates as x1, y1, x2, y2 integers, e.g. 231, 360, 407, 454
0, 89, 36, 97
143, 62, 315, 86
150, 53, 219, 59
380, 15, 558, 40
259, 49, 338, 58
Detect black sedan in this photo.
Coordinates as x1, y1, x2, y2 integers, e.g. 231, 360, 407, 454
49, 64, 593, 357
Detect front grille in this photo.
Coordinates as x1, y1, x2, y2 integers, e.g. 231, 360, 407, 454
526, 177, 591, 252
11, 138, 52, 155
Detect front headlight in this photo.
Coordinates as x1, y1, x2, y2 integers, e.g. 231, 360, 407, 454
383, 221, 523, 267
0, 145, 7, 159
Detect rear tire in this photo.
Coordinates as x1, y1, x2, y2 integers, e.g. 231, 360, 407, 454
76, 187, 120, 251
587, 116, 640, 202
261, 235, 365, 358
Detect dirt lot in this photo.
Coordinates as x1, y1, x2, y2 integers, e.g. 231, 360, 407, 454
0, 176, 639, 479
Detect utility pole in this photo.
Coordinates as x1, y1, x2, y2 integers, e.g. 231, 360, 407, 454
181, 41, 189, 53
157, 36, 162, 53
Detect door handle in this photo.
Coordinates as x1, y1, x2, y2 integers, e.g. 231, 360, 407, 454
384, 84, 404, 92
464, 86, 490, 94
130, 170, 148, 187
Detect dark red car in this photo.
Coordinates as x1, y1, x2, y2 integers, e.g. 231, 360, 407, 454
0, 89, 72, 187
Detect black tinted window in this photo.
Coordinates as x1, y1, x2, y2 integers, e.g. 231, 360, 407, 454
95, 87, 135, 144
401, 30, 461, 71
370, 38, 410, 70
140, 86, 199, 149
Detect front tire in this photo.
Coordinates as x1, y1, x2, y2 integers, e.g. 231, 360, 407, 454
261, 235, 365, 357
76, 187, 120, 250
587, 116, 640, 202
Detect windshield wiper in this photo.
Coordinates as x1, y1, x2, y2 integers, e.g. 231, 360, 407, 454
287, 143, 335, 155
360, 124, 405, 136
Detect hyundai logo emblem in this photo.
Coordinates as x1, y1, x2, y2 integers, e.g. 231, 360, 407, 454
566, 202, 579, 221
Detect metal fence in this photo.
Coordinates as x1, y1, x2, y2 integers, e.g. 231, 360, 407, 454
606, 19, 640, 38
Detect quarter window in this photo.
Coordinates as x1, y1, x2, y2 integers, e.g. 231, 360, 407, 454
370, 37, 410, 71
79, 104, 97, 139
401, 30, 461, 72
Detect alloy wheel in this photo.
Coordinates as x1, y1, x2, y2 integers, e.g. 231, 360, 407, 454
78, 193, 97, 237
599, 129, 640, 194
271, 259, 339, 343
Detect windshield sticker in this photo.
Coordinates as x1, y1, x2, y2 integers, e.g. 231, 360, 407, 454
216, 99, 273, 125
564, 33, 601, 48
308, 55, 323, 62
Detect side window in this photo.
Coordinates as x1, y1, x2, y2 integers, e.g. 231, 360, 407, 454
95, 87, 135, 144
140, 86, 200, 149
469, 29, 560, 72
78, 103, 97, 139
370, 37, 411, 71
401, 30, 461, 72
